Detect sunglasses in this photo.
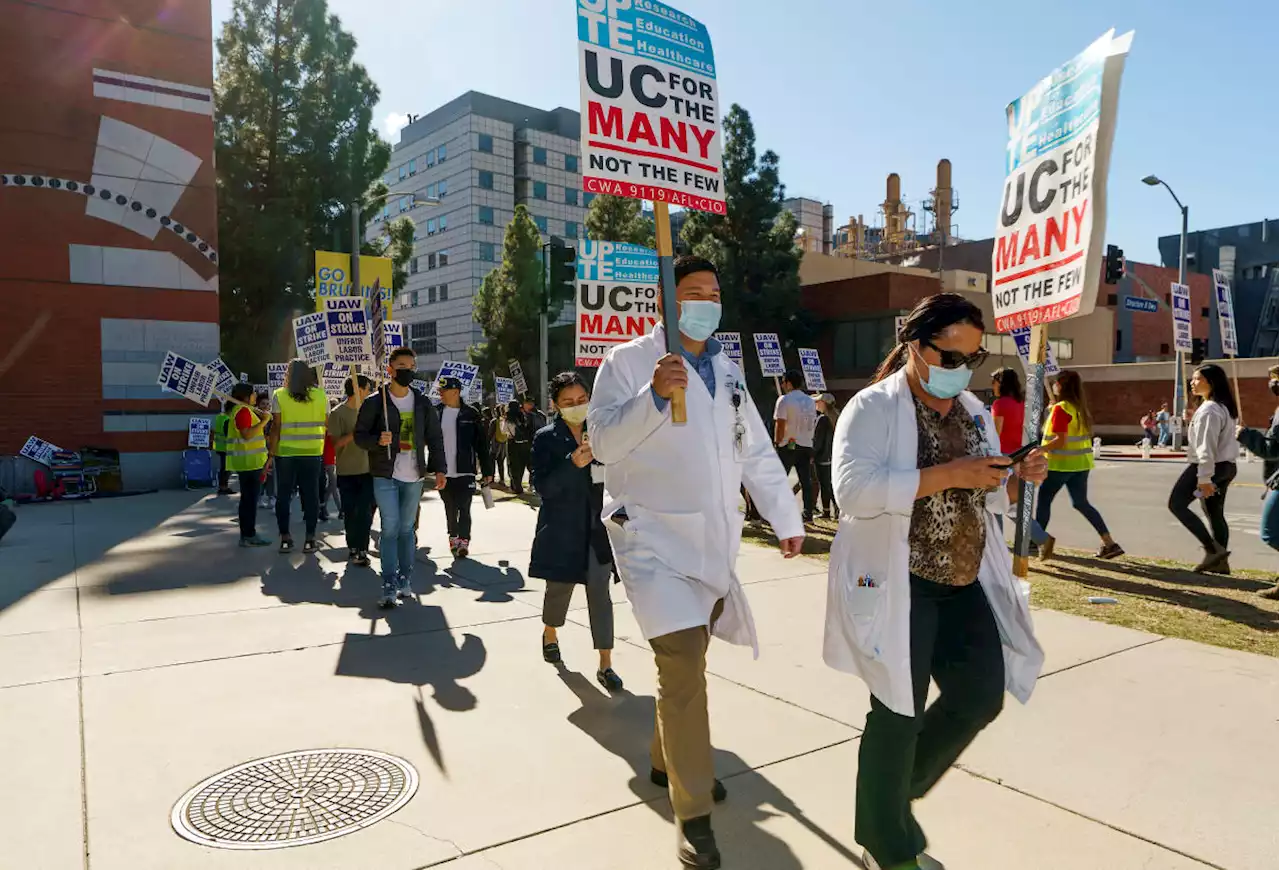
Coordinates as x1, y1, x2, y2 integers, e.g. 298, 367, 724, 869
922, 339, 989, 371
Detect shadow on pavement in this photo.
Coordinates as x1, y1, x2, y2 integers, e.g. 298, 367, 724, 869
1053, 553, 1275, 593
558, 667, 862, 869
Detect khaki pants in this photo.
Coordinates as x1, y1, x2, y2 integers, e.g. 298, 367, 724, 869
648, 598, 723, 821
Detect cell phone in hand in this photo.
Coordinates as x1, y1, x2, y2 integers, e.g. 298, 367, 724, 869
1000, 441, 1040, 465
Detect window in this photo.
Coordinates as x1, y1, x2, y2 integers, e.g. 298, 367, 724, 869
479, 242, 496, 262
426, 149, 436, 167
427, 218, 437, 235
534, 215, 548, 233
410, 257, 419, 274
437, 144, 447, 162
565, 220, 578, 239
565, 154, 578, 172
478, 133, 493, 153
438, 249, 449, 267
478, 170, 494, 190
401, 290, 417, 307
1050, 338, 1074, 359
1161, 343, 1170, 355
384, 173, 394, 186
398, 165, 407, 181
1201, 306, 1210, 317
399, 196, 412, 213
478, 205, 494, 225
1106, 293, 1117, 306
439, 283, 448, 301
533, 181, 547, 200
428, 286, 437, 304
1115, 330, 1122, 352
833, 318, 896, 376
438, 214, 447, 232
583, 192, 596, 206
381, 205, 390, 220
533, 146, 547, 165
565, 188, 578, 206
410, 320, 437, 356
408, 158, 417, 176
426, 183, 437, 199
427, 253, 437, 270
438, 178, 448, 197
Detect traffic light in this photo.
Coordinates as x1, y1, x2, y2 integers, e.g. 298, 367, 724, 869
1104, 244, 1125, 284
547, 235, 577, 310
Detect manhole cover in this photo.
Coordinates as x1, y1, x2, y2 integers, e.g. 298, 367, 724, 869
171, 749, 418, 850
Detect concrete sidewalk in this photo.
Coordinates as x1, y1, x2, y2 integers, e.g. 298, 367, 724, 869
1, 491, 1275, 869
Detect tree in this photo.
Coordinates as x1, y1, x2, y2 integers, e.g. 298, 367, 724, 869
470, 205, 543, 392
680, 104, 806, 404
214, 0, 389, 375
585, 194, 655, 247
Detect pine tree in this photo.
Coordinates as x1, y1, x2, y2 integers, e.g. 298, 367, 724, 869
585, 194, 655, 247
680, 104, 806, 403
470, 206, 544, 391
214, 0, 388, 374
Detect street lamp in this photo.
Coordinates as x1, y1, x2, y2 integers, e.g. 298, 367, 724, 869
1142, 174, 1189, 449
349, 190, 441, 312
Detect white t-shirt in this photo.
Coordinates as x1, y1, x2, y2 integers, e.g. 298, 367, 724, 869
390, 389, 420, 483
774, 390, 817, 448
440, 405, 460, 477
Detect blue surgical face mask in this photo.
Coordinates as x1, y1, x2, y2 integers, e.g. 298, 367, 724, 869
678, 300, 722, 342
913, 345, 973, 399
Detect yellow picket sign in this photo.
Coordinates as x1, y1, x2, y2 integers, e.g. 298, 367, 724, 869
314, 250, 393, 318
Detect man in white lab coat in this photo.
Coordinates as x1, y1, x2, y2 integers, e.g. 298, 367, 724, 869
589, 255, 804, 869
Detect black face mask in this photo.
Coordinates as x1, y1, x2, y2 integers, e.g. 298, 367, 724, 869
1270, 380, 1278, 397
393, 369, 415, 387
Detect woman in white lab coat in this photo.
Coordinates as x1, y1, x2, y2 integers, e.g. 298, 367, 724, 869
823, 293, 1047, 870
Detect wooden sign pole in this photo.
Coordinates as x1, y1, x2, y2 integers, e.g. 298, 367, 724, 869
1012, 324, 1048, 580
653, 201, 687, 425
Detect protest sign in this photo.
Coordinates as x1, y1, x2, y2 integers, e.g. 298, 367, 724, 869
495, 377, 516, 406
894, 315, 907, 338
187, 417, 211, 448
20, 435, 60, 466
239, 372, 249, 384
509, 359, 529, 396
323, 297, 372, 367
157, 351, 217, 406
753, 333, 785, 377
314, 250, 393, 317
1211, 269, 1238, 356
797, 348, 826, 391
207, 357, 236, 395
991, 30, 1133, 332
715, 331, 743, 364
1170, 282, 1193, 354
576, 0, 724, 215
266, 364, 288, 390
428, 360, 481, 401
253, 384, 269, 400
1012, 327, 1061, 375
384, 321, 404, 358
321, 363, 348, 402
575, 240, 660, 366
410, 379, 432, 398
293, 312, 330, 366
466, 378, 484, 405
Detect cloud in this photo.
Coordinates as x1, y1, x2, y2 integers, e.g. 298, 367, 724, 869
382, 111, 410, 141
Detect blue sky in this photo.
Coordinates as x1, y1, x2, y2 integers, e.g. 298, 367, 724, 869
210, 0, 1278, 264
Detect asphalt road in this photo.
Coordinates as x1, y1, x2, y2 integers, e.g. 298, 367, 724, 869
1015, 458, 1276, 573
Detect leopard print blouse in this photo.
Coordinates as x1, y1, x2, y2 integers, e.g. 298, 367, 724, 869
908, 396, 989, 586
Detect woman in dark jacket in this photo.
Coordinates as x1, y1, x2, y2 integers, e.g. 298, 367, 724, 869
812, 392, 839, 520
530, 371, 621, 691
1233, 365, 1280, 598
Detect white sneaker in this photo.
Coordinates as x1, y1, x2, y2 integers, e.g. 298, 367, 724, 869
918, 854, 946, 870
862, 850, 881, 870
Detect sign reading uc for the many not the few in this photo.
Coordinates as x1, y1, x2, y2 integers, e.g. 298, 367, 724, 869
576, 0, 723, 215
575, 240, 659, 366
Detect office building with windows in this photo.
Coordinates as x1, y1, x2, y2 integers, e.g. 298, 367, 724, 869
370, 92, 593, 373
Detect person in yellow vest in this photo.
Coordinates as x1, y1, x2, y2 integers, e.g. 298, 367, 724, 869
1035, 369, 1124, 560
225, 383, 271, 547
213, 403, 234, 495
268, 359, 328, 554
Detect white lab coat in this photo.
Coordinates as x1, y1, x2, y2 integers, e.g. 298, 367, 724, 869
822, 369, 1044, 717
589, 327, 804, 653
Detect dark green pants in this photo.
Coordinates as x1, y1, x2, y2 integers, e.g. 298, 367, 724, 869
856, 575, 1005, 868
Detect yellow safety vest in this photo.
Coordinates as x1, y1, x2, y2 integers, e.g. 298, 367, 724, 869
273, 387, 327, 456
212, 412, 230, 452
1042, 400, 1094, 472
224, 409, 268, 472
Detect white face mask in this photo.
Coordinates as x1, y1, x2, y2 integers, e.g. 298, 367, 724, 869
559, 403, 589, 425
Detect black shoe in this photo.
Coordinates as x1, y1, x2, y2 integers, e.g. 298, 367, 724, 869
596, 667, 624, 691
542, 639, 561, 664
318, 512, 330, 522
650, 768, 726, 803
677, 815, 721, 869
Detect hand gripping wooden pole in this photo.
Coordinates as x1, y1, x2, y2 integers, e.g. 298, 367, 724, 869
654, 201, 687, 425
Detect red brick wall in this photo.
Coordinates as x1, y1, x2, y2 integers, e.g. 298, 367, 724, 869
1086, 372, 1274, 430
1101, 262, 1213, 359
0, 0, 217, 455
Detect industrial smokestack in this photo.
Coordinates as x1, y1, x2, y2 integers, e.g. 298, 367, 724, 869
935, 159, 953, 244
886, 173, 901, 206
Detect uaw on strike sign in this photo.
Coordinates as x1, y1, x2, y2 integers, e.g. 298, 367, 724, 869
575, 240, 659, 366
991, 30, 1132, 333
577, 0, 724, 214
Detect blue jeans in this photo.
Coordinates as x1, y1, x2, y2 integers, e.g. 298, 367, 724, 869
373, 477, 424, 581
1261, 489, 1279, 552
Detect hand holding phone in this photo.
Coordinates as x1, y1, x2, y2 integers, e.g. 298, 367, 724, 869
1002, 441, 1040, 465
